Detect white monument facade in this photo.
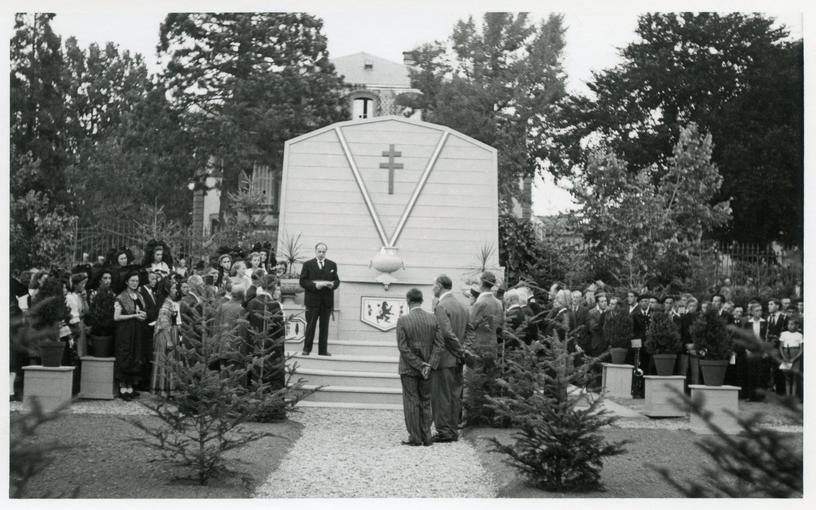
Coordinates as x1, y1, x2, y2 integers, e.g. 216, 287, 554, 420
278, 116, 499, 406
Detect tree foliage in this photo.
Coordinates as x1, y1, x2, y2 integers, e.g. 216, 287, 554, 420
10, 13, 69, 201
571, 123, 731, 289
158, 13, 349, 218
401, 13, 567, 212
487, 337, 627, 492
549, 13, 802, 244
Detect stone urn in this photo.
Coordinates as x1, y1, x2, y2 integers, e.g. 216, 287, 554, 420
699, 359, 729, 386
40, 340, 65, 367
609, 347, 628, 364
279, 277, 303, 303
652, 354, 677, 376
370, 246, 404, 274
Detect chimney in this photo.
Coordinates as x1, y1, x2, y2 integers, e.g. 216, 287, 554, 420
402, 51, 416, 67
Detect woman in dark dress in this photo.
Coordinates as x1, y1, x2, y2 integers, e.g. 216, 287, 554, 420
113, 271, 147, 400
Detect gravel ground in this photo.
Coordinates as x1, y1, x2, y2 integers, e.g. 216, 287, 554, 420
254, 407, 498, 498
12, 409, 302, 498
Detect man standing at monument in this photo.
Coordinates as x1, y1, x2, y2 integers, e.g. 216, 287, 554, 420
397, 288, 441, 446
299, 242, 340, 356
430, 275, 468, 442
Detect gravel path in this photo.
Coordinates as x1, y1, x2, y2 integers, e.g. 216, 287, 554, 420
254, 407, 498, 498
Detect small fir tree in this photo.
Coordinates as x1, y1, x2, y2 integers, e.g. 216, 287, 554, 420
127, 294, 315, 484
486, 335, 627, 492
690, 310, 733, 360
644, 312, 682, 354
602, 308, 634, 349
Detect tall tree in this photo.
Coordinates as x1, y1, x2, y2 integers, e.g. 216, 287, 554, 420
59, 38, 196, 225
572, 123, 731, 289
10, 13, 68, 200
157, 13, 349, 219
548, 13, 803, 245
401, 13, 567, 213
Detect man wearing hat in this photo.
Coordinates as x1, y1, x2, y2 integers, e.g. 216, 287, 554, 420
467, 271, 504, 359
631, 292, 652, 369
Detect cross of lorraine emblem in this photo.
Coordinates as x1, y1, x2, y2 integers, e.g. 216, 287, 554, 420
379, 144, 403, 195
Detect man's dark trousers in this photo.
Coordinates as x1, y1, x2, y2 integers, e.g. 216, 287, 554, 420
431, 366, 462, 440
304, 306, 331, 355
401, 374, 433, 445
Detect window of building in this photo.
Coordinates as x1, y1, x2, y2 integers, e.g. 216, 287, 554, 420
352, 97, 375, 119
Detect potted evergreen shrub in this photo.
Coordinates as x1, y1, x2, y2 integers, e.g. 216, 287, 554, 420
602, 308, 634, 364
644, 312, 682, 375
276, 232, 306, 300
690, 310, 733, 386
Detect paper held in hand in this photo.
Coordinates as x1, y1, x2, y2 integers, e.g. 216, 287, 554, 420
314, 280, 333, 289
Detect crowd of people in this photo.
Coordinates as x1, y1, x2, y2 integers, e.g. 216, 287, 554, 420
9, 240, 286, 401
482, 277, 804, 401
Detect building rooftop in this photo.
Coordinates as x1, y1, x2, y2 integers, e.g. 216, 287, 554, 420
331, 52, 412, 89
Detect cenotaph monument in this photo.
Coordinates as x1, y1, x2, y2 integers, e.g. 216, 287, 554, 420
278, 116, 499, 407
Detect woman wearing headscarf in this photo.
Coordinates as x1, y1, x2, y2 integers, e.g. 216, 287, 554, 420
152, 278, 182, 398
214, 253, 232, 292
113, 271, 146, 400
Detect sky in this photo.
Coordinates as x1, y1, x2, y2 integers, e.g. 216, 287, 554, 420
3, 1, 806, 216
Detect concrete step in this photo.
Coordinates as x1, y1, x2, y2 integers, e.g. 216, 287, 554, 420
285, 339, 398, 357
287, 352, 398, 373
295, 400, 403, 411
296, 384, 404, 406
292, 368, 402, 389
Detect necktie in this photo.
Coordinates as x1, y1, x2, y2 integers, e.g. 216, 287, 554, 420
318, 261, 323, 270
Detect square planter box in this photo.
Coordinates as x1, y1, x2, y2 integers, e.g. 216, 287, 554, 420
643, 375, 686, 417
689, 384, 741, 435
22, 365, 75, 413
78, 356, 116, 400
601, 363, 633, 398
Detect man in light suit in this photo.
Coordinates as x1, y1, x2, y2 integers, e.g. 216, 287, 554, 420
299, 242, 340, 356
466, 271, 504, 360
430, 274, 469, 442
397, 288, 443, 447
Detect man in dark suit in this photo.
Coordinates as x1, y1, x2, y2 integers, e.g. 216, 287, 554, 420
430, 274, 469, 442
299, 242, 340, 356
397, 288, 443, 447
765, 298, 788, 394
740, 303, 768, 401
139, 270, 161, 390
568, 290, 590, 354
631, 293, 652, 370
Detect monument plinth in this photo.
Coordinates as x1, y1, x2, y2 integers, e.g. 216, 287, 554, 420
278, 116, 499, 407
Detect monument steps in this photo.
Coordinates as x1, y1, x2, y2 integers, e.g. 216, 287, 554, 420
294, 383, 404, 406
285, 338, 397, 357
292, 367, 402, 389
288, 352, 398, 373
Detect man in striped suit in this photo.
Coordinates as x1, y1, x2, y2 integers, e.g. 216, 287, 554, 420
431, 274, 469, 442
397, 288, 444, 446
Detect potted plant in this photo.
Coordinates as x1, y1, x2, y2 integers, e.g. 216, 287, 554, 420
690, 310, 734, 386
27, 292, 68, 367
644, 312, 682, 375
276, 232, 306, 299
86, 287, 116, 357
602, 308, 634, 364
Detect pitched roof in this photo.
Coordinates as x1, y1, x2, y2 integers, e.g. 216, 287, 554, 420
331, 52, 412, 89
